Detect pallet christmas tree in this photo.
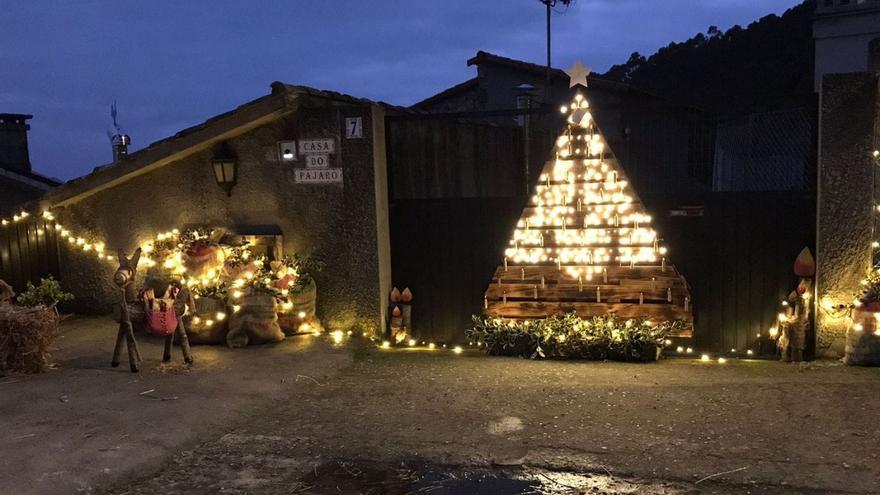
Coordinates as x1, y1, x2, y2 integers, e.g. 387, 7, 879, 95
483, 62, 693, 336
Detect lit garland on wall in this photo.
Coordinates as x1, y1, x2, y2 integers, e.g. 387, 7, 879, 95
815, 149, 880, 330
0, 209, 474, 355
0, 208, 737, 361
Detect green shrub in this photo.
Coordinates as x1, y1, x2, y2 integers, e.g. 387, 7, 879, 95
466, 313, 685, 362
16, 276, 74, 308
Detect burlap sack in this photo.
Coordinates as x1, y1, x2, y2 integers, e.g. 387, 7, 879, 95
227, 294, 284, 347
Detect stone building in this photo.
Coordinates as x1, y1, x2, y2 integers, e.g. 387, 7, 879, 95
39, 83, 397, 334
0, 113, 60, 216
414, 51, 716, 195
814, 0, 880, 91
815, 37, 880, 356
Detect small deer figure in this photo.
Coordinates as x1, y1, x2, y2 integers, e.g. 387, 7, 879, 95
111, 248, 142, 372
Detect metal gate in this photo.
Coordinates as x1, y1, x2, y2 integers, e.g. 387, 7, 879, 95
0, 218, 61, 292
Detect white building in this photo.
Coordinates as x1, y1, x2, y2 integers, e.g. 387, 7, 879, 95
813, 0, 880, 91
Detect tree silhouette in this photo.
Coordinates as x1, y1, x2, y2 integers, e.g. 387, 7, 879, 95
602, 0, 815, 118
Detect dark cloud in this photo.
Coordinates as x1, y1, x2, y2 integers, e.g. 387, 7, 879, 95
0, 0, 801, 180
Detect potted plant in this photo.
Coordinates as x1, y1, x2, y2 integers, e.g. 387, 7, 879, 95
846, 271, 880, 366
226, 257, 284, 347
272, 254, 325, 335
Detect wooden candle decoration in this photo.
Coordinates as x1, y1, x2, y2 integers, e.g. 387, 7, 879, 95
400, 287, 413, 334
163, 285, 193, 365
390, 305, 404, 343
479, 92, 695, 339
503, 257, 508, 272
684, 296, 690, 312
667, 287, 673, 302
483, 295, 488, 309
503, 291, 508, 304
661, 257, 667, 272
521, 268, 525, 280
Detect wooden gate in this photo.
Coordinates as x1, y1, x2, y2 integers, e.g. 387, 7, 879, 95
0, 219, 61, 292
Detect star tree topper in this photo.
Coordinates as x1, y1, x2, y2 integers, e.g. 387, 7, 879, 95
565, 60, 591, 88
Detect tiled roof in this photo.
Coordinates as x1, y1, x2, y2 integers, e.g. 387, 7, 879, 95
43, 83, 412, 208
411, 77, 479, 109
466, 50, 637, 94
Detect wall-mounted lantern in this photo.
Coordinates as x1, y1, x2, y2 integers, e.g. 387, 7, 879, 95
211, 143, 237, 196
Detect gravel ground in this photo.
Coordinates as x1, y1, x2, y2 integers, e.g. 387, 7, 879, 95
3, 318, 879, 494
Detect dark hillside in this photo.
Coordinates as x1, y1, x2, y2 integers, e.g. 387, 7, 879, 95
602, 0, 815, 117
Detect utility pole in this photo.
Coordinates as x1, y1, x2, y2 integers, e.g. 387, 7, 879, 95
538, 1, 573, 101
545, 0, 551, 101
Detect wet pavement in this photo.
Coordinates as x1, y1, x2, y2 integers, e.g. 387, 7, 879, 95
6, 318, 879, 494
297, 460, 685, 494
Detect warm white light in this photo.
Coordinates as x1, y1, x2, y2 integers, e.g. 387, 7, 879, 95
453, 346, 463, 355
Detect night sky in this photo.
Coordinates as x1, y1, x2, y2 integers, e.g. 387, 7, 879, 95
1, 0, 801, 181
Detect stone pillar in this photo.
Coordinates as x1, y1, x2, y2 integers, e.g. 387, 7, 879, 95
816, 71, 879, 357
371, 103, 392, 336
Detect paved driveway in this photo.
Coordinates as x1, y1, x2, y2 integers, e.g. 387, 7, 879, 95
2, 317, 879, 494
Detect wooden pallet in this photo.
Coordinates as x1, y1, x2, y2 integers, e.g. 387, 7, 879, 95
481, 93, 693, 336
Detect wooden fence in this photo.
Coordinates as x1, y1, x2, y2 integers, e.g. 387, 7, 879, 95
643, 192, 815, 354
386, 112, 816, 351
389, 192, 815, 351
0, 219, 61, 293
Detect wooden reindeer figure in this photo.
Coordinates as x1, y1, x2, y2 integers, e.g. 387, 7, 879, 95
111, 248, 143, 372
164, 283, 194, 365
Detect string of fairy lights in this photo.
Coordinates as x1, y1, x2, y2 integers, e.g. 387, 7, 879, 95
0, 208, 473, 353
2, 216, 737, 364
503, 92, 668, 282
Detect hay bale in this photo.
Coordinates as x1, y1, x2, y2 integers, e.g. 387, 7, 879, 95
0, 304, 59, 375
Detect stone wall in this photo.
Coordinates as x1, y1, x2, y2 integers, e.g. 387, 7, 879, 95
55, 94, 390, 335
816, 70, 880, 356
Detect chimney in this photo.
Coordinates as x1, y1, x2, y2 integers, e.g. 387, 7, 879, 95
111, 133, 130, 162
108, 101, 130, 162
0, 113, 33, 174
